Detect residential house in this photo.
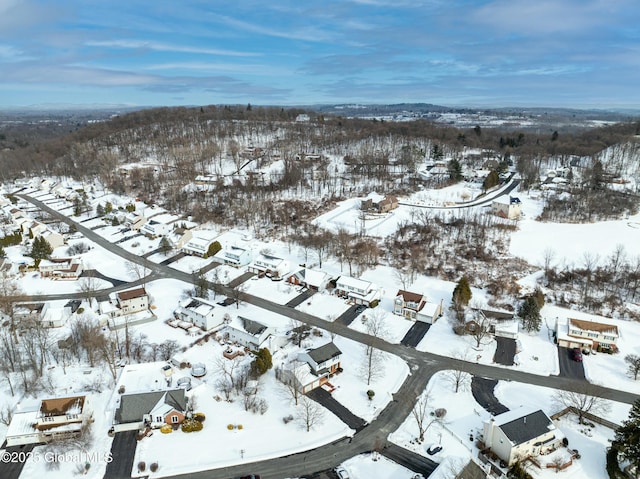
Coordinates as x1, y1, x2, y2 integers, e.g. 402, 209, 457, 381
124, 213, 147, 231
99, 287, 155, 329
482, 408, 564, 466
299, 342, 342, 376
277, 342, 343, 394
182, 235, 215, 258
0, 257, 17, 278
216, 244, 252, 268
39, 229, 65, 250
39, 257, 83, 280
117, 287, 149, 314
174, 296, 226, 331
141, 219, 171, 238
287, 268, 332, 291
361, 195, 399, 214
167, 227, 193, 250
393, 290, 444, 323
248, 252, 290, 279
556, 317, 619, 353
5, 395, 90, 446
14, 302, 48, 323
335, 275, 382, 307
491, 196, 522, 220
113, 389, 186, 432
224, 316, 282, 350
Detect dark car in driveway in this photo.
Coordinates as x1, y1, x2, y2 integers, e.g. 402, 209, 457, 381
572, 348, 583, 362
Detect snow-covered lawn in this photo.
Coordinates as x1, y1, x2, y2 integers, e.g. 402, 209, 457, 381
166, 254, 211, 273
295, 290, 352, 319
242, 276, 301, 304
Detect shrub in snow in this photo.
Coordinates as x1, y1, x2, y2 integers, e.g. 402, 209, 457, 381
138, 462, 146, 472
150, 463, 158, 472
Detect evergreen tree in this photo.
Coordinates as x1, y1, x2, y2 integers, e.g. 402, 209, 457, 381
451, 276, 472, 322
447, 158, 463, 181
614, 399, 640, 476
251, 348, 273, 377
207, 240, 222, 258
158, 236, 173, 256
483, 170, 500, 190
104, 201, 113, 214
0, 245, 5, 257
30, 236, 53, 267
96, 203, 105, 217
518, 295, 542, 332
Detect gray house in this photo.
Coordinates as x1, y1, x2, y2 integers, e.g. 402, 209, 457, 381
113, 389, 187, 432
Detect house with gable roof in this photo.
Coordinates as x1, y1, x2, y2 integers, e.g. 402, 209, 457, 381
113, 389, 187, 432
556, 317, 619, 353
174, 296, 226, 331
482, 407, 564, 466
277, 342, 343, 394
393, 289, 443, 323
335, 275, 382, 307
287, 267, 333, 291
491, 195, 522, 220
5, 395, 91, 446
224, 316, 283, 351
248, 252, 290, 279
216, 244, 252, 268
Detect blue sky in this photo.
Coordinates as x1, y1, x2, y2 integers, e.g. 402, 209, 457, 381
1, 0, 639, 109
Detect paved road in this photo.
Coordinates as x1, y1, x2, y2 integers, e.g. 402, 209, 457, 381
16, 192, 640, 479
399, 178, 520, 209
81, 269, 128, 287
493, 337, 516, 366
400, 321, 431, 347
470, 377, 509, 415
556, 346, 586, 379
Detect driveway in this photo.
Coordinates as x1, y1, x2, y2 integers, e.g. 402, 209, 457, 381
306, 388, 367, 432
0, 443, 37, 479
80, 269, 128, 287
159, 251, 186, 265
470, 377, 509, 415
400, 322, 431, 347
493, 337, 516, 366
556, 346, 586, 379
104, 431, 137, 479
286, 288, 317, 308
334, 305, 363, 326
227, 271, 255, 288
381, 443, 439, 478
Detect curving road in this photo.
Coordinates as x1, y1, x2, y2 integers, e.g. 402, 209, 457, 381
16, 192, 639, 479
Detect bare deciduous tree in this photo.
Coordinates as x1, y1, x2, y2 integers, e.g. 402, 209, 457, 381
411, 393, 431, 442
553, 384, 611, 424
361, 309, 388, 386
296, 396, 325, 432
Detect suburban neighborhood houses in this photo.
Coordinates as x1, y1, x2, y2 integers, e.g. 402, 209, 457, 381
0, 112, 638, 479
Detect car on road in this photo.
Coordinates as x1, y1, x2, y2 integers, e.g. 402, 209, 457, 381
572, 347, 583, 362
335, 467, 350, 479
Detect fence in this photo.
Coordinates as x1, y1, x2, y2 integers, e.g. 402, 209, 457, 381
551, 406, 621, 430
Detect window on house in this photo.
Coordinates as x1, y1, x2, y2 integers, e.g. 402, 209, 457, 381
156, 416, 162, 422
587, 332, 598, 338
171, 415, 179, 423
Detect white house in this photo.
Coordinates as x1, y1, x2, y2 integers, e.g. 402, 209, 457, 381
39, 257, 83, 280
491, 195, 522, 220
298, 342, 342, 376
39, 229, 65, 250
224, 316, 282, 350
393, 290, 444, 323
482, 408, 564, 466
182, 236, 215, 258
335, 275, 382, 306
216, 244, 252, 267
278, 342, 343, 394
248, 252, 290, 279
167, 227, 193, 250
117, 287, 149, 314
5, 395, 91, 446
287, 268, 332, 291
141, 219, 171, 238
174, 296, 226, 331
124, 213, 147, 231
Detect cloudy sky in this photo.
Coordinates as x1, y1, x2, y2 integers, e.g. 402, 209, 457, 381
1, 0, 639, 109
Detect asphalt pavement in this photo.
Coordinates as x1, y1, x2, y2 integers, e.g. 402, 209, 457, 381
556, 346, 586, 379
470, 377, 509, 416
493, 337, 516, 366
400, 321, 431, 347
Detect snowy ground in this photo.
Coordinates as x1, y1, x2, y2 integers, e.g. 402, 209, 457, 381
386, 371, 632, 479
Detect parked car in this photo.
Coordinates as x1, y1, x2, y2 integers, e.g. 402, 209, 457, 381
572, 347, 583, 362
426, 445, 443, 455
335, 467, 350, 479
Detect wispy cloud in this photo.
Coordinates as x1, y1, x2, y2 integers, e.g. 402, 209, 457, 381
86, 40, 260, 57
